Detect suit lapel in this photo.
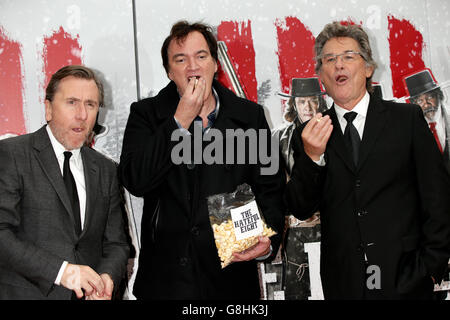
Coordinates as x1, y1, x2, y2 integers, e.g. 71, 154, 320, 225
327, 106, 355, 172
32, 126, 76, 233
357, 96, 388, 170
80, 147, 99, 238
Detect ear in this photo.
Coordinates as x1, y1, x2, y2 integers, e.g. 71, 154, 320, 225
168, 70, 173, 81
44, 100, 52, 122
214, 60, 218, 74
365, 65, 374, 79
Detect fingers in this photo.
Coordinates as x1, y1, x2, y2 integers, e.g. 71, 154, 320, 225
302, 113, 333, 161
74, 287, 84, 299
175, 77, 206, 129
232, 236, 271, 262
320, 121, 334, 145
84, 274, 114, 301
101, 273, 114, 298
192, 77, 206, 103
187, 76, 205, 97
60, 264, 105, 299
307, 113, 332, 136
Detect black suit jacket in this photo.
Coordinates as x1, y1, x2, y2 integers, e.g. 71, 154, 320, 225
119, 80, 286, 300
285, 95, 450, 299
0, 126, 130, 299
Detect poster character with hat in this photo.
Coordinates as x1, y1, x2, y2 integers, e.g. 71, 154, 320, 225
404, 68, 450, 170
271, 77, 328, 300
274, 77, 328, 176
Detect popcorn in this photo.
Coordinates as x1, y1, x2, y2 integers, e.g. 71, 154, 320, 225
212, 219, 276, 268
207, 183, 277, 268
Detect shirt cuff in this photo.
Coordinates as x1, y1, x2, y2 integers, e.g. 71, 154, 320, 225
313, 153, 326, 166
55, 261, 68, 285
173, 117, 191, 136
255, 245, 273, 261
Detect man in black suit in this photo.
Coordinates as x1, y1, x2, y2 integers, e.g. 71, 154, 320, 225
118, 21, 285, 300
0, 65, 129, 300
285, 22, 450, 299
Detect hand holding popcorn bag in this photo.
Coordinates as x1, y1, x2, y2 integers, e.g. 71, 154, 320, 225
207, 183, 277, 268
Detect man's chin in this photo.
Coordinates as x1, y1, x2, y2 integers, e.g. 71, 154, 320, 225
63, 136, 88, 150
424, 108, 438, 121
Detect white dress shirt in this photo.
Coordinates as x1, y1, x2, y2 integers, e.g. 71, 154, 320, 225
333, 91, 370, 139
425, 105, 445, 150
46, 125, 86, 285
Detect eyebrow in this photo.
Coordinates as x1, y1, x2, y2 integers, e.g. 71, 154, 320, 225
323, 50, 357, 56
66, 97, 98, 104
171, 49, 210, 60
85, 99, 99, 105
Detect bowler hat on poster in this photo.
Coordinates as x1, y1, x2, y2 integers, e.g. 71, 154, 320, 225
278, 77, 325, 98
404, 69, 440, 98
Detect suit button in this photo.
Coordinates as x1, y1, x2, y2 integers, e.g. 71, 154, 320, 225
357, 210, 368, 217
74, 243, 79, 251
187, 163, 195, 170
179, 257, 188, 266
191, 226, 199, 236
355, 179, 361, 188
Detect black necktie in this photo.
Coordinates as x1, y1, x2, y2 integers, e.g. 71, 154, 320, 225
343, 112, 360, 165
63, 151, 82, 236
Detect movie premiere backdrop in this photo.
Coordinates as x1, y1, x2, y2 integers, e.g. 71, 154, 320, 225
1, 0, 449, 299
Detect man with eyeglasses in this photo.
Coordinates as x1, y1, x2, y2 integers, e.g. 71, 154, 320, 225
285, 22, 450, 299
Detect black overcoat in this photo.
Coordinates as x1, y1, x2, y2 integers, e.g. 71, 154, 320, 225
119, 80, 286, 299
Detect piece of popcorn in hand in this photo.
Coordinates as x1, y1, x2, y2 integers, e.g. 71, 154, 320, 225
212, 219, 276, 268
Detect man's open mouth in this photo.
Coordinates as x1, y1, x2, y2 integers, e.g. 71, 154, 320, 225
335, 75, 348, 84
188, 75, 200, 82
72, 127, 85, 133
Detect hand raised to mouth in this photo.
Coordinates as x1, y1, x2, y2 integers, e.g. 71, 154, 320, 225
188, 76, 200, 91
174, 76, 206, 129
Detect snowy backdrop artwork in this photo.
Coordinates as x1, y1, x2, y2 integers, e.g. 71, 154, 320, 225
1, 0, 449, 299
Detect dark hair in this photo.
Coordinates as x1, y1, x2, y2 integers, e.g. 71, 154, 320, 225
314, 22, 378, 92
45, 65, 104, 107
161, 20, 218, 76
284, 95, 328, 123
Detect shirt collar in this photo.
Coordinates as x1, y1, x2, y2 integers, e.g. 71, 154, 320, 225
194, 88, 220, 131
334, 91, 370, 119
46, 125, 82, 164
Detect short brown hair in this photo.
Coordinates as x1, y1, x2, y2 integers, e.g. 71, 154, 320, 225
161, 21, 218, 76
314, 22, 378, 92
45, 65, 104, 107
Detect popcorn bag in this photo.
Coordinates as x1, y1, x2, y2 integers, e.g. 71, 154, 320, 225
207, 183, 277, 268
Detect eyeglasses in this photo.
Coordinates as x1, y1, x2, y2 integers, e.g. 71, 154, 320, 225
320, 51, 365, 66
413, 93, 437, 105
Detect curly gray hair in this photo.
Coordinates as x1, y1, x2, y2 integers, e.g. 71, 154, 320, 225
314, 22, 378, 93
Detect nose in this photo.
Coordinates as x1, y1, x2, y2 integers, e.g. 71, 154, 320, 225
187, 56, 199, 71
334, 56, 345, 69
76, 104, 88, 120
305, 101, 313, 111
